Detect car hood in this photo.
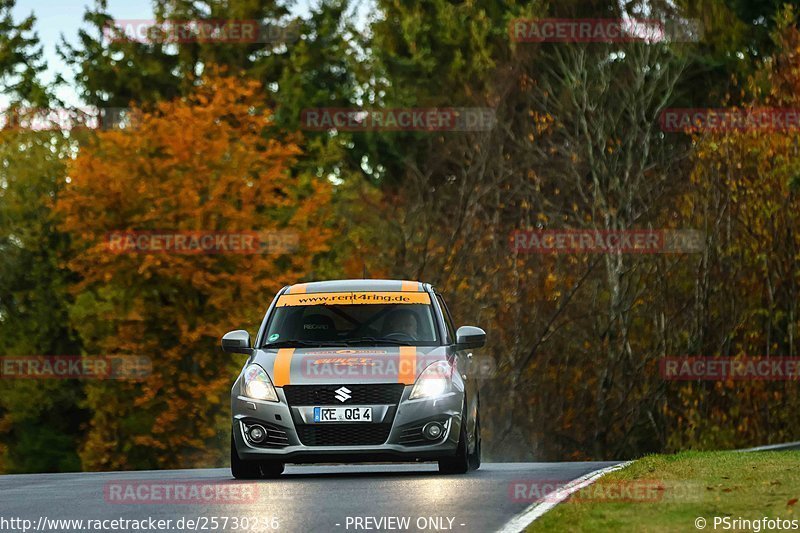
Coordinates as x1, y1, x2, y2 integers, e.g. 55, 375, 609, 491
249, 345, 450, 386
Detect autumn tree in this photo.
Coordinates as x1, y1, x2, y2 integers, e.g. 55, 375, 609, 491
54, 74, 331, 470
668, 6, 800, 451
61, 0, 361, 279
352, 0, 701, 461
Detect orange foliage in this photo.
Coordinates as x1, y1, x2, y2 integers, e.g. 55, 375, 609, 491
55, 74, 332, 470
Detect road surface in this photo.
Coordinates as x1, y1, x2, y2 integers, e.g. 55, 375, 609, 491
0, 462, 621, 532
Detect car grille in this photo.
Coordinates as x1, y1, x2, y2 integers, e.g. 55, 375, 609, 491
285, 384, 404, 447
295, 423, 392, 446
283, 384, 405, 406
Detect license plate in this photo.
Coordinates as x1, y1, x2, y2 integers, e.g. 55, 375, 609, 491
313, 407, 373, 423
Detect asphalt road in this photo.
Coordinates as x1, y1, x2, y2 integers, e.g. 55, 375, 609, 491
0, 462, 621, 533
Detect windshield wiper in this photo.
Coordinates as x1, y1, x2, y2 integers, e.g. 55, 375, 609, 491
262, 338, 415, 348
340, 337, 414, 346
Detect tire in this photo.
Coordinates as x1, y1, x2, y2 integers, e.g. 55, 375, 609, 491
230, 431, 285, 479
438, 413, 470, 474
468, 409, 481, 471
231, 433, 262, 479
260, 460, 285, 478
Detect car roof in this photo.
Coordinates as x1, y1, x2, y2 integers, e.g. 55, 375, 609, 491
283, 279, 429, 294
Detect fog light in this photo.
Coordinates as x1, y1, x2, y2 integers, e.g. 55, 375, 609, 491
248, 424, 267, 444
422, 422, 444, 440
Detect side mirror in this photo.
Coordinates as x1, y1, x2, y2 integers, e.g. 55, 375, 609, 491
221, 330, 252, 354
455, 326, 486, 350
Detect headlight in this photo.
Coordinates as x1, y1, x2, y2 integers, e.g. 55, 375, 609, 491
242, 364, 279, 402
409, 361, 453, 400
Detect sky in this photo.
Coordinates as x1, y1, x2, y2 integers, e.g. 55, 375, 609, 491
13, 0, 156, 105
9, 0, 325, 106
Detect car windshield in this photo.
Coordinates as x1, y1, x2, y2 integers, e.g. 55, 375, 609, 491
261, 291, 440, 347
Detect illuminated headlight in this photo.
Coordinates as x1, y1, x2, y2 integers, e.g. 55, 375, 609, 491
242, 364, 278, 402
409, 361, 453, 400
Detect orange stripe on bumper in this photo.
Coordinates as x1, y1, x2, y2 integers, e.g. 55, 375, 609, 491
398, 346, 417, 385
273, 348, 294, 386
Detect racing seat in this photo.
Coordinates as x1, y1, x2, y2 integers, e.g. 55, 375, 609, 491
299, 313, 336, 341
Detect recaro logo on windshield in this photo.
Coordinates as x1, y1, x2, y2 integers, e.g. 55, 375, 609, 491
334, 386, 352, 402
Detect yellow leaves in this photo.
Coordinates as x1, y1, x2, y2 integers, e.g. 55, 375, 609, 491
544, 272, 557, 292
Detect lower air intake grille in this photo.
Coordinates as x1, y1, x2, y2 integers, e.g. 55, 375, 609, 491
295, 423, 392, 446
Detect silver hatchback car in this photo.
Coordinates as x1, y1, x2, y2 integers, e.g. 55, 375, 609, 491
223, 279, 485, 478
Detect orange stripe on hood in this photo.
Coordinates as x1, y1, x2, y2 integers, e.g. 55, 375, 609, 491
273, 348, 294, 386
398, 346, 417, 385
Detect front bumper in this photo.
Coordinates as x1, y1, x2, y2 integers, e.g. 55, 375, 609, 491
232, 385, 463, 463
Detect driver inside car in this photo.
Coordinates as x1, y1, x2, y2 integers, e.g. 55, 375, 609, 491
381, 309, 419, 339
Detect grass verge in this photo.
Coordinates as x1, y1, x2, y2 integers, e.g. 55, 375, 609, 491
528, 450, 800, 532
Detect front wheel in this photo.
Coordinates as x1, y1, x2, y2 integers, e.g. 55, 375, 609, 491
230, 432, 285, 479
468, 410, 481, 471
231, 433, 261, 479
438, 415, 470, 474
260, 460, 285, 478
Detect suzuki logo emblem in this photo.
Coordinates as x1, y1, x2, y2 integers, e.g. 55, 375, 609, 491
334, 386, 352, 402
